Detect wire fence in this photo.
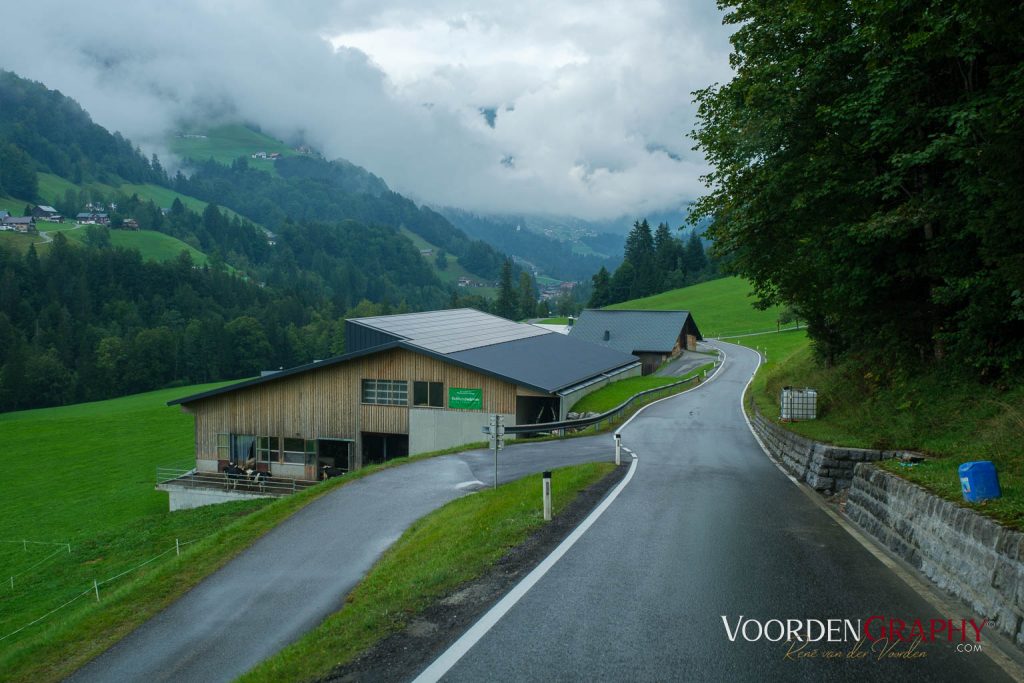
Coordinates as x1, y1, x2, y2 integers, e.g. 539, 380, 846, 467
714, 324, 806, 339
0, 538, 198, 645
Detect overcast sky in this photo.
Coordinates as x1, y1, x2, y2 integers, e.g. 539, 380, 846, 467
1, 1, 734, 220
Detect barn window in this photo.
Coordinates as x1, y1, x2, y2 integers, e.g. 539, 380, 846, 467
282, 438, 306, 464
257, 436, 279, 464
361, 379, 409, 405
413, 381, 444, 407
282, 438, 317, 464
217, 433, 229, 461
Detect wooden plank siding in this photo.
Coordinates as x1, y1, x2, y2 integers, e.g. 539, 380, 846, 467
186, 347, 522, 471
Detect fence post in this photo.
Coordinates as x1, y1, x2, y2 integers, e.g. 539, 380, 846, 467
23, 540, 26, 552
93, 579, 100, 602
9, 576, 13, 590
176, 538, 180, 556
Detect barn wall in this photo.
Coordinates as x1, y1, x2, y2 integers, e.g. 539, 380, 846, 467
187, 348, 520, 475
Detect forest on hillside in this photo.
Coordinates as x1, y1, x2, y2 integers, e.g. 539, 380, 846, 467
0, 71, 542, 410
588, 219, 720, 307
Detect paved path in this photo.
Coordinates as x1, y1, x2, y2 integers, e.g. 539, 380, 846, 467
427, 342, 1011, 682
655, 345, 718, 377
68, 436, 614, 682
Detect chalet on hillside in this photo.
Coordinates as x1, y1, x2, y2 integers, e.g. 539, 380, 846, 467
76, 212, 110, 225
569, 309, 703, 374
31, 205, 63, 222
121, 218, 140, 230
3, 216, 36, 233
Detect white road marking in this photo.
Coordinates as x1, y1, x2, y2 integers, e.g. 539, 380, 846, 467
412, 456, 640, 683
722, 340, 1024, 680
455, 480, 486, 490
614, 348, 727, 436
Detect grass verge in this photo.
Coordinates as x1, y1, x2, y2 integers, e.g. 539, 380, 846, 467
740, 332, 1024, 530
569, 362, 715, 414
239, 461, 615, 682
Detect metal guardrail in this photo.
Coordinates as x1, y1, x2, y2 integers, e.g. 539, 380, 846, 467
156, 467, 320, 496
505, 359, 722, 436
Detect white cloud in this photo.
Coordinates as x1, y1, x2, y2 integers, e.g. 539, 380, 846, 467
0, 1, 733, 220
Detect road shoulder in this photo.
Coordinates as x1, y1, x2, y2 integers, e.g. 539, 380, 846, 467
321, 461, 632, 683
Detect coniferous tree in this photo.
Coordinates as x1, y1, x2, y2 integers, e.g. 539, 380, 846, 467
589, 266, 612, 307
517, 272, 536, 320
495, 259, 518, 320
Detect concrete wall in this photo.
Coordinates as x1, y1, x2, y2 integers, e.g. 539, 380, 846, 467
409, 408, 515, 455
749, 401, 899, 493
846, 464, 1024, 648
560, 364, 643, 419
159, 484, 275, 512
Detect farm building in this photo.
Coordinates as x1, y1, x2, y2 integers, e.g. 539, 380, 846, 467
3, 216, 36, 233
31, 205, 62, 221
569, 309, 703, 374
75, 212, 109, 225
167, 309, 639, 497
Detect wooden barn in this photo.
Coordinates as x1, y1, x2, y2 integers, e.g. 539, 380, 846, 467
166, 309, 640, 505
568, 309, 703, 375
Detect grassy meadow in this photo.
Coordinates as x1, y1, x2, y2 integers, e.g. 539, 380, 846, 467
170, 124, 295, 176
606, 276, 784, 337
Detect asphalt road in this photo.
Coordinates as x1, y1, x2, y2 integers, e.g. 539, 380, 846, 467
67, 434, 613, 682
428, 342, 1011, 682
656, 345, 718, 377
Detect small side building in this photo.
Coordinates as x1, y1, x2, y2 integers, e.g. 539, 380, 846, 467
168, 309, 640, 492
569, 309, 703, 374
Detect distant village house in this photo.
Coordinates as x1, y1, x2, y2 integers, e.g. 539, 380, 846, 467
2, 216, 36, 233
31, 205, 63, 222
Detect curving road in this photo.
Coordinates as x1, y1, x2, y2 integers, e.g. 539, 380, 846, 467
419, 342, 1011, 682
68, 431, 615, 682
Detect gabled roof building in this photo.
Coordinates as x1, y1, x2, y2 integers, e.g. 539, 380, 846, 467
569, 309, 703, 374
168, 309, 640, 504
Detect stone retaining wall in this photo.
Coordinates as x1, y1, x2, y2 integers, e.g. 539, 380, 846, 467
846, 464, 1024, 647
749, 400, 898, 493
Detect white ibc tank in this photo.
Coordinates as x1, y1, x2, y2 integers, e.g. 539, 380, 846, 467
780, 386, 817, 420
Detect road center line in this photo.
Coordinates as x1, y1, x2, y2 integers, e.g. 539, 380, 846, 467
412, 455, 640, 683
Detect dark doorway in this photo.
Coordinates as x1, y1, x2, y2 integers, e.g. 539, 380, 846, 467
516, 396, 560, 425
317, 439, 352, 477
361, 433, 409, 466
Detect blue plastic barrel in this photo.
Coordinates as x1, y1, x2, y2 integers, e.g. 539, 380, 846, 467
958, 461, 1001, 503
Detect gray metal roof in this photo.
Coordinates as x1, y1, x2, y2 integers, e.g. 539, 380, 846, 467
569, 309, 699, 354
449, 332, 640, 393
349, 308, 549, 354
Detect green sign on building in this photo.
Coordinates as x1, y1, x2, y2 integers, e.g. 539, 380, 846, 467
448, 387, 483, 411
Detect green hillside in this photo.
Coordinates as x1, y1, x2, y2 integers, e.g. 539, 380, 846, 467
399, 226, 496, 298
34, 172, 251, 225
606, 276, 784, 337
55, 227, 210, 265
0, 382, 238, 541
170, 124, 297, 175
